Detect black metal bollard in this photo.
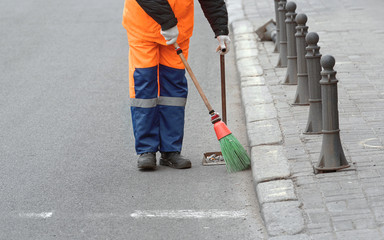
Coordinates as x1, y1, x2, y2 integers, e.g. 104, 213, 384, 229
283, 2, 298, 85
276, 0, 287, 67
315, 55, 350, 172
273, 0, 280, 53
304, 32, 322, 134
292, 13, 309, 105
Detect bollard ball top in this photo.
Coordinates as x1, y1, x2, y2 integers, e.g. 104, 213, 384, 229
296, 13, 307, 24
286, 2, 297, 12
306, 32, 319, 45
321, 55, 336, 70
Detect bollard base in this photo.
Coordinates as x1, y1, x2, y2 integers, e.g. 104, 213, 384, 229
283, 58, 298, 85
292, 83, 310, 105
303, 131, 322, 135
273, 41, 279, 53
304, 115, 322, 135
313, 164, 350, 174
276, 43, 288, 68
292, 102, 310, 106
314, 131, 350, 173
283, 73, 297, 84
276, 56, 284, 68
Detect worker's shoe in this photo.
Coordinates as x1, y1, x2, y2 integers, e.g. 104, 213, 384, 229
137, 152, 157, 170
160, 152, 191, 169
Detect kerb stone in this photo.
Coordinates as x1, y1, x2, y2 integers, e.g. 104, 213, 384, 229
247, 119, 282, 146
244, 103, 277, 123
257, 179, 297, 204
234, 39, 258, 50
236, 58, 264, 77
240, 76, 265, 87
236, 48, 259, 60
251, 145, 290, 183
241, 85, 273, 104
262, 201, 305, 236
231, 19, 254, 35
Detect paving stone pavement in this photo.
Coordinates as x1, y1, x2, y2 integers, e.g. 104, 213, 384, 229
227, 0, 384, 239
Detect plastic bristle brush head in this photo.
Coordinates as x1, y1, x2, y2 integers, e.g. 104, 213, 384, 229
219, 134, 251, 172
211, 112, 251, 172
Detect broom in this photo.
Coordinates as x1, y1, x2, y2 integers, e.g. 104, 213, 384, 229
174, 43, 251, 172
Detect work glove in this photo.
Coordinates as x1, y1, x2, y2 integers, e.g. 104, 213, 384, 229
160, 25, 179, 45
216, 35, 231, 55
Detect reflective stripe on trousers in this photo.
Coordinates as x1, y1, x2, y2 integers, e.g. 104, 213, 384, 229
130, 95, 187, 154
130, 97, 187, 108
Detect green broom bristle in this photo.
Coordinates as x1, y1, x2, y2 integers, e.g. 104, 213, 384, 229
219, 133, 251, 172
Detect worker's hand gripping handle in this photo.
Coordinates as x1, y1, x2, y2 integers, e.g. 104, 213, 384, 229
174, 43, 215, 115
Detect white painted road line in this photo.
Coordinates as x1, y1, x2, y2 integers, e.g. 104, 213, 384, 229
18, 212, 53, 219
15, 210, 247, 220
130, 210, 248, 219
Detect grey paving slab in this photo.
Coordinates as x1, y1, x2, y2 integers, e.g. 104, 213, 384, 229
269, 234, 310, 240
310, 233, 337, 240
335, 229, 383, 240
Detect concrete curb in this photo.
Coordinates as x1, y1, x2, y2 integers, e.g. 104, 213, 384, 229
227, 1, 307, 238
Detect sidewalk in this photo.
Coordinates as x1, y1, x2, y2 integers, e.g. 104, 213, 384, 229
227, 0, 384, 239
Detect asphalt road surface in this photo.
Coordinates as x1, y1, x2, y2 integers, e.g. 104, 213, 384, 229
0, 0, 267, 239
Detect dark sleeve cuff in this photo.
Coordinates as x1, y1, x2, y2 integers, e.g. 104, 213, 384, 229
214, 28, 229, 38
161, 18, 178, 30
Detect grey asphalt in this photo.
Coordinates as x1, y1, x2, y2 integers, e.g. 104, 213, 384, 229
0, 0, 266, 239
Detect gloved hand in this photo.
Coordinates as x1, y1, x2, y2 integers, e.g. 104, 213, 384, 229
216, 35, 231, 55
160, 25, 179, 45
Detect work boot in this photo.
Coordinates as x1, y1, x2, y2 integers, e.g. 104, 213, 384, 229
137, 152, 156, 170
160, 152, 191, 169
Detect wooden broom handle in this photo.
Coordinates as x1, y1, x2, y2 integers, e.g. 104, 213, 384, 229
220, 54, 227, 124
174, 43, 214, 113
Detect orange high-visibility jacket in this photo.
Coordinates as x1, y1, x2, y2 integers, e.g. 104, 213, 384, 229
122, 0, 229, 44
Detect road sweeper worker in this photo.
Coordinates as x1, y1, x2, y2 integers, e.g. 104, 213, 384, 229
122, 0, 231, 170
